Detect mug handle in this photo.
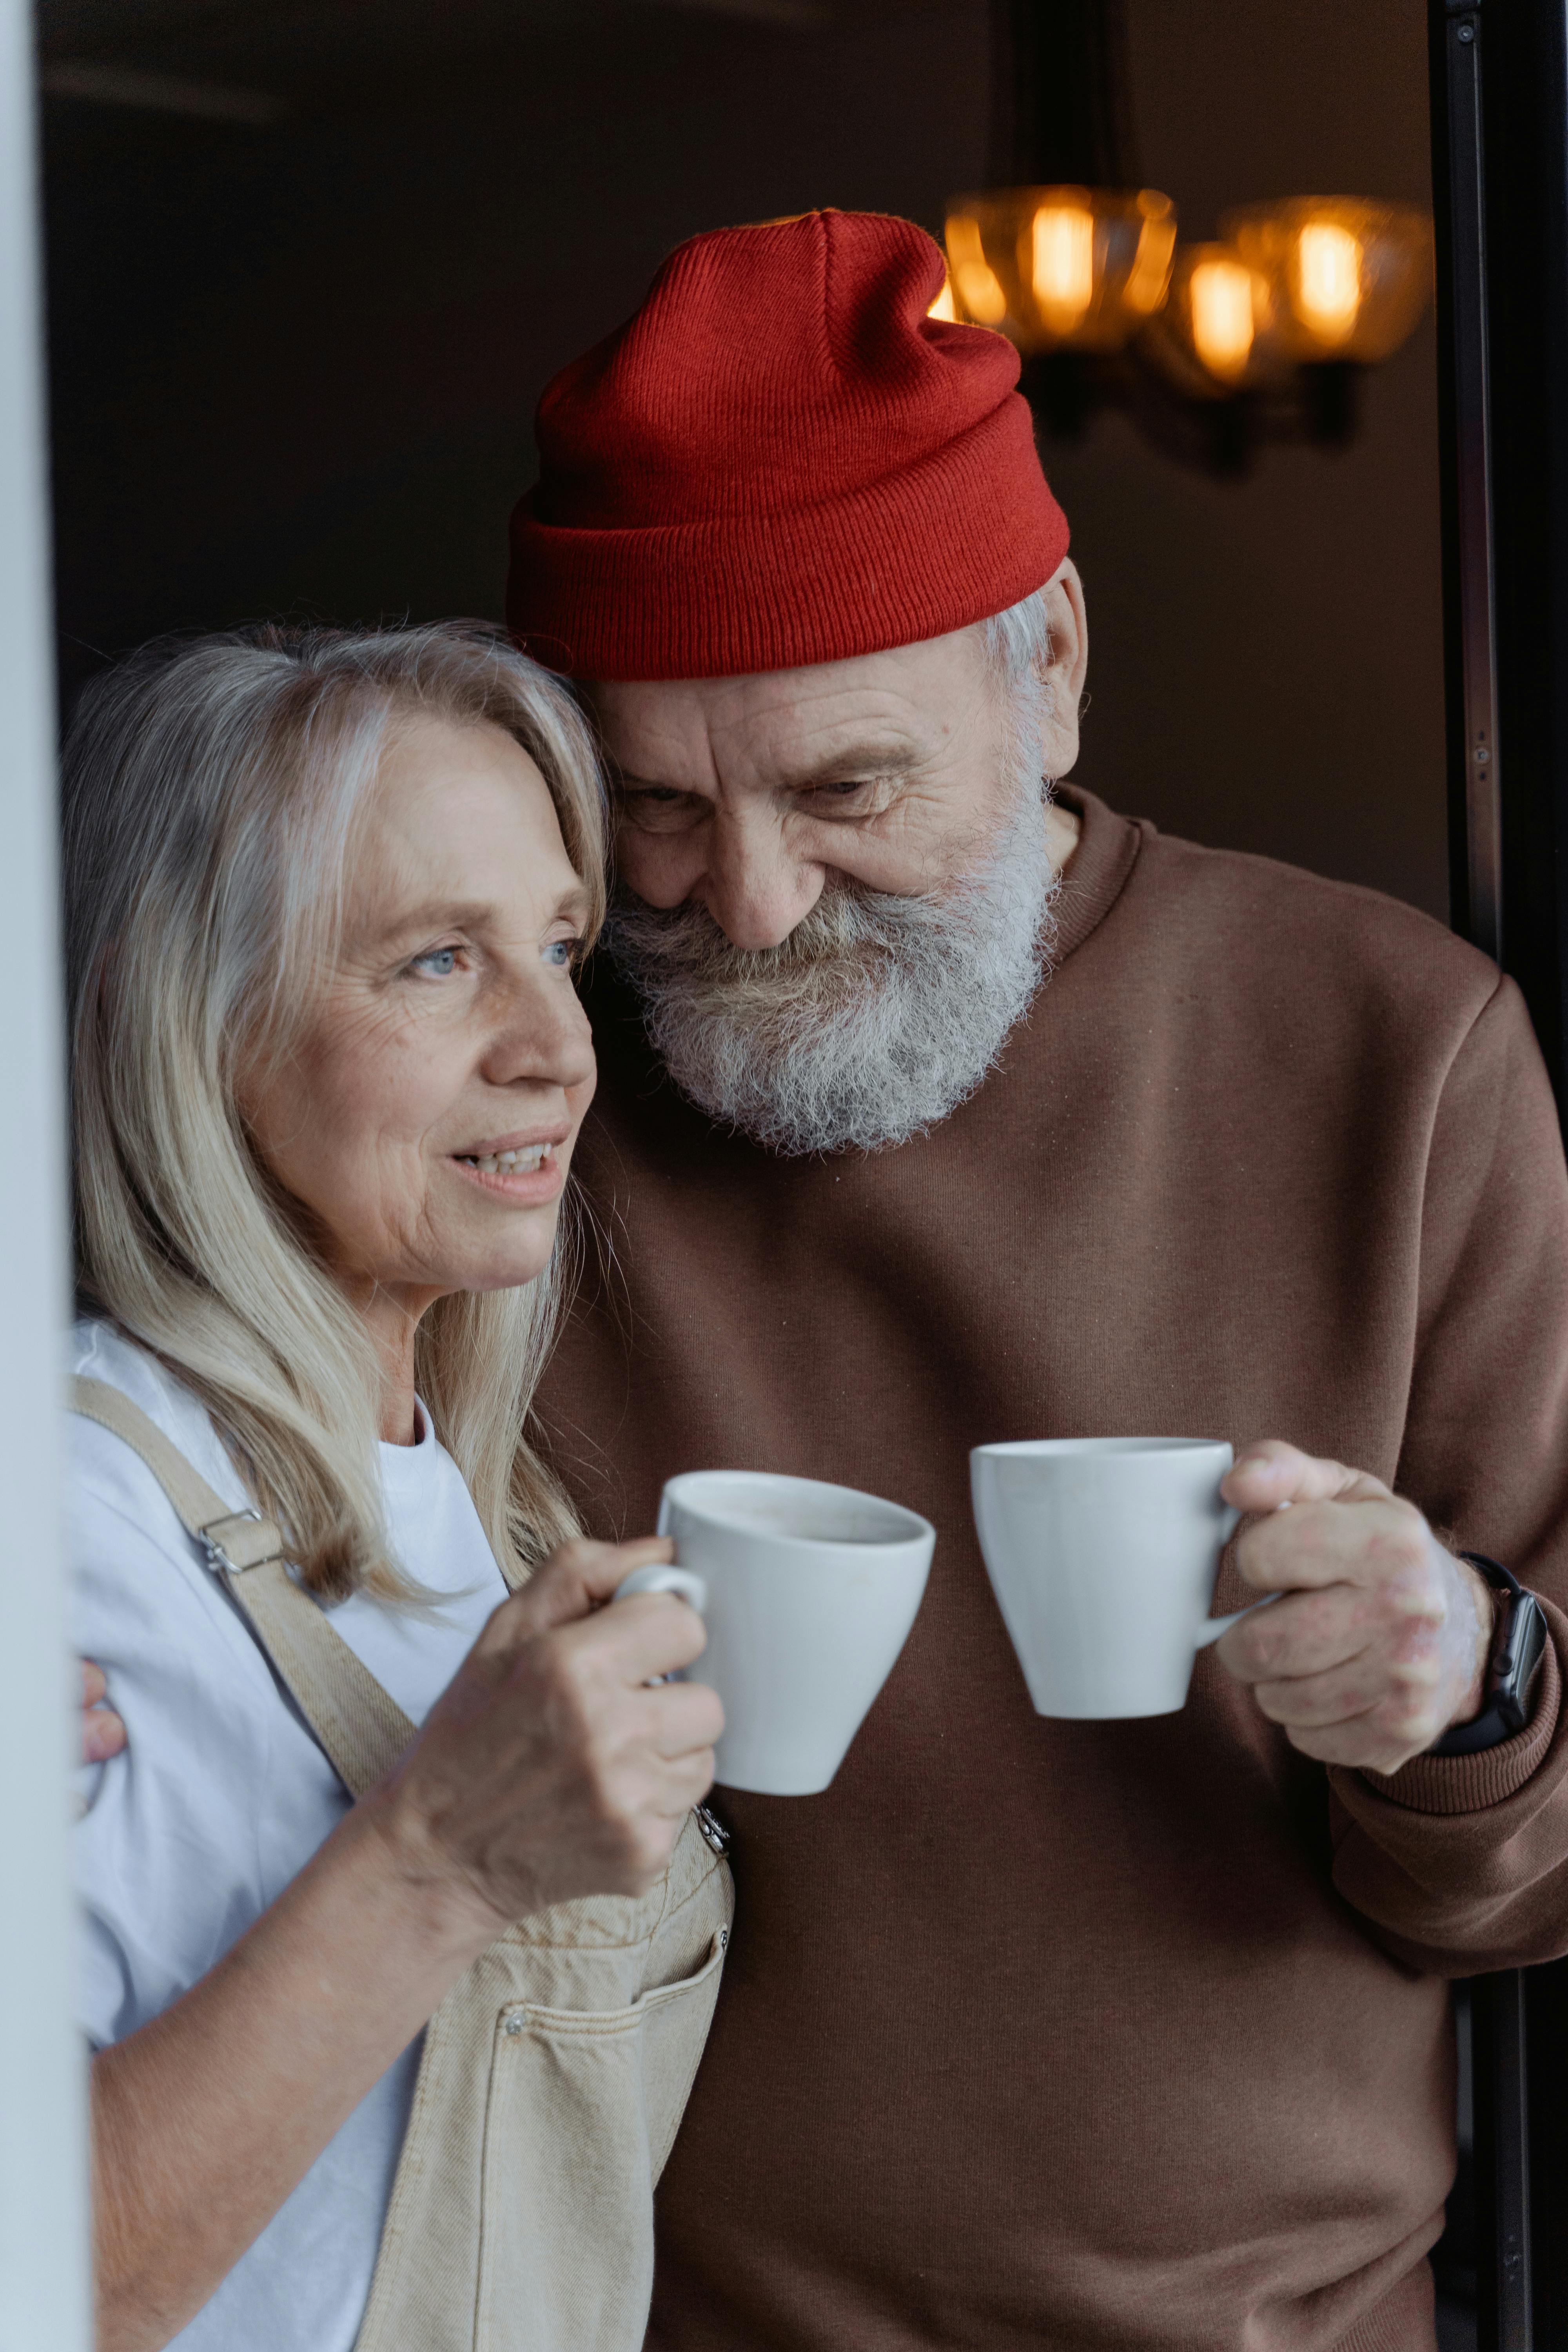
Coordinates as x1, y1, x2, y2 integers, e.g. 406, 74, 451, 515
611, 1563, 709, 1684
612, 1562, 708, 1614
1192, 1503, 1281, 1650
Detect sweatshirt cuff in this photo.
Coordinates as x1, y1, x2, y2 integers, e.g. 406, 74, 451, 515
1356, 1615, 1561, 1816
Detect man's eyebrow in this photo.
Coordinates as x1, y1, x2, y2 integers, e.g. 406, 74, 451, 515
784, 742, 924, 786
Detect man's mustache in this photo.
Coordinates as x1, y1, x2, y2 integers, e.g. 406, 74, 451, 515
599, 788, 1059, 1156
604, 869, 991, 992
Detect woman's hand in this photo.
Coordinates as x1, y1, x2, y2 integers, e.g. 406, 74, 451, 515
91, 1532, 720, 2352
373, 1534, 723, 1936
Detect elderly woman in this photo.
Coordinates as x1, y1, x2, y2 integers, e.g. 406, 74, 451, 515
67, 623, 729, 2352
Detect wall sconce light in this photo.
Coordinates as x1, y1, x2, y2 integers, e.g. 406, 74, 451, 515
933, 185, 1434, 473
1222, 198, 1434, 365
939, 184, 1176, 351
1163, 241, 1278, 387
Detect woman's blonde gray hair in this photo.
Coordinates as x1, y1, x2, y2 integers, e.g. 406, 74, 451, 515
64, 620, 606, 1601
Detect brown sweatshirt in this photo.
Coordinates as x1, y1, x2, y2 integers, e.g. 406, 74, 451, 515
540, 788, 1568, 2352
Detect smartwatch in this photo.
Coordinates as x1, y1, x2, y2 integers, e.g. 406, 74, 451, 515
1430, 1553, 1549, 1757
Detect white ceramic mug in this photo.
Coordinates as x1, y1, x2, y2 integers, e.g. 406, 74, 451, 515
970, 1437, 1264, 1719
612, 1470, 935, 1795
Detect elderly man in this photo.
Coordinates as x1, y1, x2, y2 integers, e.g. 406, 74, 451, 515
503, 210, 1568, 2352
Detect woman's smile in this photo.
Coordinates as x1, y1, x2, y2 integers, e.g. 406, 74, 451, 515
450, 1125, 570, 1203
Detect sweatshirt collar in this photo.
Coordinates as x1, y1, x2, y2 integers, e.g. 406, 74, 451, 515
1051, 784, 1144, 964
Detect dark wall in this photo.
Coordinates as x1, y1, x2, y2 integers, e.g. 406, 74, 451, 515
43, 0, 990, 678
1048, 0, 1445, 914
42, 0, 1444, 915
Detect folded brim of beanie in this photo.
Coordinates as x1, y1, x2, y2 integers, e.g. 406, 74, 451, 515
506, 391, 1069, 682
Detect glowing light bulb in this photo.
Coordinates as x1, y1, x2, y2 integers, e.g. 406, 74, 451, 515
1123, 210, 1176, 316
955, 262, 1007, 323
1031, 205, 1095, 332
1294, 221, 1362, 342
1221, 199, 1429, 364
928, 278, 958, 322
944, 213, 1008, 325
942, 186, 1185, 353
1189, 258, 1255, 379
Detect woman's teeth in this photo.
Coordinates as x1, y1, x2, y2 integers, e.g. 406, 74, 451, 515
461, 1143, 555, 1176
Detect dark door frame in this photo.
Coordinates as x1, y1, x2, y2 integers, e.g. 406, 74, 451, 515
1429, 4, 1568, 2347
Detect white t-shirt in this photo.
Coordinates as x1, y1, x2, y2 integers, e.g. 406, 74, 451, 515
70, 1319, 511, 2351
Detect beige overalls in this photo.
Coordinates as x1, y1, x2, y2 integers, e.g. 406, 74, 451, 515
73, 1376, 733, 2352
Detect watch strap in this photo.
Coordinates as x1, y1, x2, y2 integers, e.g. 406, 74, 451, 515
1430, 1553, 1548, 1757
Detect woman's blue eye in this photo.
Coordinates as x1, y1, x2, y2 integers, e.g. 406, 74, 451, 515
542, 938, 578, 969
412, 947, 458, 977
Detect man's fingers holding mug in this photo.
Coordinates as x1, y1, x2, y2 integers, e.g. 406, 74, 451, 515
1247, 1628, 1445, 1728
1217, 1576, 1419, 1682
1212, 1446, 1493, 1765
1231, 1493, 1439, 1604
1222, 1442, 1394, 1523
1252, 1684, 1455, 1775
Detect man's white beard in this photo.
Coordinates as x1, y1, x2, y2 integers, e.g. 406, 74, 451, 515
603, 784, 1060, 1157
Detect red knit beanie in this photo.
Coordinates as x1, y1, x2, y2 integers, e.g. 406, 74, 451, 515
506, 210, 1069, 681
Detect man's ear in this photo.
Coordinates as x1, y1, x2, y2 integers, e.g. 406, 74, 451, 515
1038, 558, 1087, 779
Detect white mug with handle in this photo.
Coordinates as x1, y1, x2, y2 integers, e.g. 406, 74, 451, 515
614, 1469, 935, 1795
970, 1437, 1272, 1720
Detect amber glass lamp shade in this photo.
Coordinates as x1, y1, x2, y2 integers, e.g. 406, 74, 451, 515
938, 186, 1177, 354
1160, 241, 1285, 391
1219, 198, 1434, 363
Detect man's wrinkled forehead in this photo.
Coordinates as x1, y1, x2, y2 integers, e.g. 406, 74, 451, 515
588, 624, 991, 795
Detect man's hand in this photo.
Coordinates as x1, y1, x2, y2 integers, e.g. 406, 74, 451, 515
82, 1660, 127, 1766
1214, 1442, 1495, 1774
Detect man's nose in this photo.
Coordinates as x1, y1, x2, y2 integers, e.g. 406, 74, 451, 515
701, 805, 823, 951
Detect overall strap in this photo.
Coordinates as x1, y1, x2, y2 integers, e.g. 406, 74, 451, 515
71, 1375, 415, 1799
